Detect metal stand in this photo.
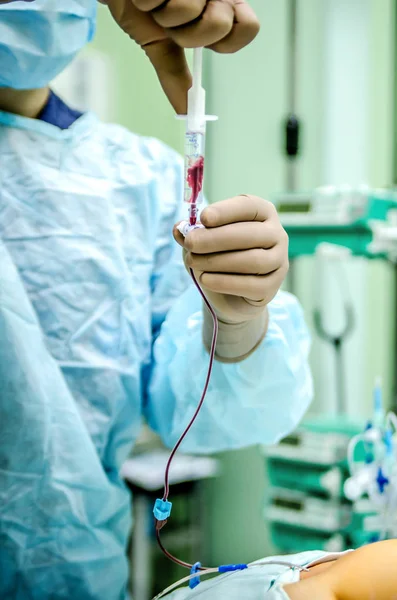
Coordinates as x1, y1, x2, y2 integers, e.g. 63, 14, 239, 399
131, 494, 152, 600
313, 305, 355, 415
285, 0, 299, 193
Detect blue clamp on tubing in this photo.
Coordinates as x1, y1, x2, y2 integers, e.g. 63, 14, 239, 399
218, 564, 248, 574
376, 467, 389, 494
153, 499, 172, 522
189, 562, 201, 589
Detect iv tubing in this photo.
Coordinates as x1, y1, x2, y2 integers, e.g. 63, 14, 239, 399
152, 560, 309, 600
161, 269, 218, 502
154, 268, 218, 571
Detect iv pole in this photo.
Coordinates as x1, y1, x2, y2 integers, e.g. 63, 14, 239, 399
285, 0, 300, 294
286, 0, 299, 193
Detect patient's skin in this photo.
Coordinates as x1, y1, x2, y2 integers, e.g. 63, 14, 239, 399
285, 540, 397, 600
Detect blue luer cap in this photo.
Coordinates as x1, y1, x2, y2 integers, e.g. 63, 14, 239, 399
153, 498, 172, 522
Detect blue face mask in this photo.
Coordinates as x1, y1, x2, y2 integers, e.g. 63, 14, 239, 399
0, 0, 97, 89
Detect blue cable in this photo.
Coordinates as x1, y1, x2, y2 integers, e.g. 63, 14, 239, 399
218, 564, 248, 574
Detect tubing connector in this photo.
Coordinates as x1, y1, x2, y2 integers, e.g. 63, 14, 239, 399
189, 562, 202, 589
153, 498, 172, 528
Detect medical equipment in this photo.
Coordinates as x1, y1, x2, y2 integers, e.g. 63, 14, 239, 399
152, 559, 309, 600
179, 48, 217, 227
122, 451, 219, 600
344, 380, 397, 540
153, 265, 219, 569
313, 244, 355, 415
264, 382, 397, 554
273, 186, 397, 258
266, 487, 351, 532
285, 0, 301, 193
369, 211, 397, 262
154, 547, 355, 599
263, 417, 367, 554
267, 462, 342, 497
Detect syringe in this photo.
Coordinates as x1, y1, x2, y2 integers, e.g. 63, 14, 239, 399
184, 48, 217, 227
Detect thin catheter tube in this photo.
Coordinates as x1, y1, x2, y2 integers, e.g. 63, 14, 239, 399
161, 269, 218, 503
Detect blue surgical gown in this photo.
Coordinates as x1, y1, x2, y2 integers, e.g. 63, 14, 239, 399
0, 105, 313, 599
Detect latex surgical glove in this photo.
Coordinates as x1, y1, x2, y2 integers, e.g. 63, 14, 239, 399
174, 195, 289, 362
99, 0, 260, 114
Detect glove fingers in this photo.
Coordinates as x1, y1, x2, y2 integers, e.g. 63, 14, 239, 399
200, 269, 287, 303
105, 1, 164, 45
185, 247, 283, 275
133, 0, 259, 51
166, 0, 234, 48
104, 1, 191, 114
209, 1, 260, 53
144, 39, 192, 114
201, 196, 278, 227
184, 221, 282, 254
150, 0, 206, 28
133, 0, 165, 9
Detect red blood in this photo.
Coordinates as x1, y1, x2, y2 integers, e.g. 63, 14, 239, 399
187, 156, 204, 226
189, 205, 198, 227
187, 156, 204, 205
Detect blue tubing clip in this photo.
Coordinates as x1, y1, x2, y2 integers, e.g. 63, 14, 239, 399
218, 564, 248, 573
153, 499, 172, 522
189, 562, 202, 589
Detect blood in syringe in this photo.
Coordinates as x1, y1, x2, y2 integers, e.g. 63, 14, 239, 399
187, 156, 204, 226
187, 156, 204, 203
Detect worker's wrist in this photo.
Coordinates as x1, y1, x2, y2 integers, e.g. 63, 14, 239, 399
202, 306, 269, 363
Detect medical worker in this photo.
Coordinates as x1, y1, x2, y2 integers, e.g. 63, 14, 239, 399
0, 1, 312, 599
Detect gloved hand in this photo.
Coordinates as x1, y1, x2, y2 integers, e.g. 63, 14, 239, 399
174, 195, 289, 362
99, 0, 260, 114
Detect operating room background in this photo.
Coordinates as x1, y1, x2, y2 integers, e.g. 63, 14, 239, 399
53, 0, 397, 568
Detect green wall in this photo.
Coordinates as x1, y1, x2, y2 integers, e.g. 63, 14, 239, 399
91, 4, 184, 153
205, 0, 325, 204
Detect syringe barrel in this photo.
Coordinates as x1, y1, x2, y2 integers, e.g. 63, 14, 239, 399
184, 131, 205, 207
